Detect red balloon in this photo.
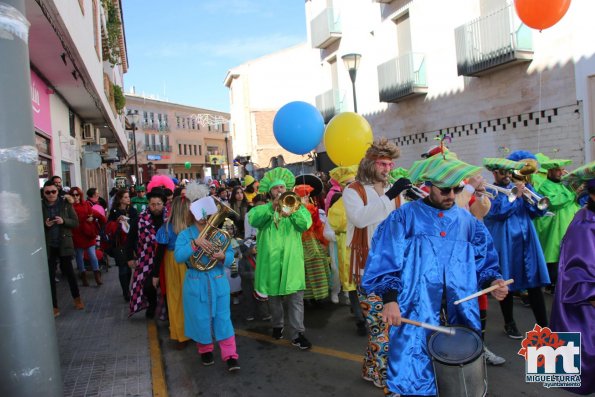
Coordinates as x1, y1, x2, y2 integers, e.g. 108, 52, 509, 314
514, 0, 571, 30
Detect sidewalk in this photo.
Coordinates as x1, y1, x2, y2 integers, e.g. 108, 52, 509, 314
54, 262, 154, 397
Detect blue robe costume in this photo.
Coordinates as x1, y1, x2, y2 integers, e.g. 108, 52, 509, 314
174, 225, 235, 344
361, 200, 501, 396
483, 183, 550, 291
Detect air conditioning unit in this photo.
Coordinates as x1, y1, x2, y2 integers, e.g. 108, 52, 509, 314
99, 137, 107, 145
82, 124, 94, 140
95, 128, 102, 144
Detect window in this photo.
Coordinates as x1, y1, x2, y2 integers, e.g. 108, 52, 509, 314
199, 145, 202, 155
144, 111, 148, 124
150, 134, 156, 146
207, 145, 219, 154
176, 116, 180, 128
193, 145, 197, 156
144, 134, 149, 145
178, 144, 182, 154
183, 144, 187, 155
192, 119, 196, 129
165, 136, 170, 150
395, 13, 412, 56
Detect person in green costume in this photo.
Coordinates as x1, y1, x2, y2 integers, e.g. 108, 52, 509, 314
248, 167, 313, 350
533, 158, 580, 293
131, 185, 148, 213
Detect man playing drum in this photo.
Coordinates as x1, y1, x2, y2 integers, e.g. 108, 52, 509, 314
361, 156, 509, 397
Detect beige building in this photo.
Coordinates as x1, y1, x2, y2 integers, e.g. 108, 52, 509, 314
224, 44, 321, 171
124, 94, 232, 183
306, 0, 595, 170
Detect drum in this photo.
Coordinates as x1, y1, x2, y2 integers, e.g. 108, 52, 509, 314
428, 326, 487, 397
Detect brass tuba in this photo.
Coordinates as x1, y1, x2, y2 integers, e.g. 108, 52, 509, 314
189, 197, 240, 271
274, 191, 302, 227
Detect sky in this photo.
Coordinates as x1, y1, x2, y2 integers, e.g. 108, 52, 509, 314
122, 0, 307, 113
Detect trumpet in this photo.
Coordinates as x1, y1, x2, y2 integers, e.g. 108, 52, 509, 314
520, 188, 551, 210
483, 183, 517, 203
274, 191, 301, 227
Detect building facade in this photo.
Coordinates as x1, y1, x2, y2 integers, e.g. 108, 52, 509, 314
124, 94, 232, 183
27, 0, 129, 197
224, 44, 321, 173
306, 0, 595, 170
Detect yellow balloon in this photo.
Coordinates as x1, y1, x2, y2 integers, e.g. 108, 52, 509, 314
324, 112, 373, 166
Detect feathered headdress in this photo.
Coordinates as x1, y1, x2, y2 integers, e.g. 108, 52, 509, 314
258, 167, 295, 193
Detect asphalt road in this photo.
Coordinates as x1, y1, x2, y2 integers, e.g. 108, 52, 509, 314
157, 292, 577, 397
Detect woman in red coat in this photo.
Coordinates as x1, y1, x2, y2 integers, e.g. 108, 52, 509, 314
70, 187, 106, 286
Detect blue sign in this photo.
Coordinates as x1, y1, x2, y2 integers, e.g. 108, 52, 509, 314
147, 154, 161, 161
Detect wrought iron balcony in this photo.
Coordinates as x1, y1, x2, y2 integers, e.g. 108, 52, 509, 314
455, 4, 533, 77
378, 52, 427, 103
310, 8, 341, 49
316, 89, 342, 124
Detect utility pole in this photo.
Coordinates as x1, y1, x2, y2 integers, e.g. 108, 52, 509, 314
0, 1, 64, 396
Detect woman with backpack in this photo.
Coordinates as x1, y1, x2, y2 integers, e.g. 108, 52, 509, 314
106, 189, 138, 301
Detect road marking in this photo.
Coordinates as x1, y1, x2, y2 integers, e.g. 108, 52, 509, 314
235, 329, 363, 363
148, 321, 169, 397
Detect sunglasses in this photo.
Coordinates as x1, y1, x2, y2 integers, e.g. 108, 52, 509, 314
375, 160, 395, 169
436, 186, 465, 195
44, 190, 58, 195
72, 193, 80, 197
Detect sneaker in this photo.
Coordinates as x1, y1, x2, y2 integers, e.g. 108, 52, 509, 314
291, 333, 312, 350
201, 352, 215, 366
504, 322, 523, 339
261, 315, 272, 321
272, 327, 283, 340
227, 358, 240, 372
331, 294, 339, 304
484, 346, 506, 366
246, 316, 255, 321
232, 296, 240, 305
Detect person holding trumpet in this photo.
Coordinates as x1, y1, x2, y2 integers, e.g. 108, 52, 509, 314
361, 156, 508, 397
248, 167, 313, 349
483, 155, 550, 339
531, 157, 580, 294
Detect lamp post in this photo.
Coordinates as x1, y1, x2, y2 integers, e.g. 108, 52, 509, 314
126, 109, 140, 185
224, 135, 231, 179
341, 53, 362, 113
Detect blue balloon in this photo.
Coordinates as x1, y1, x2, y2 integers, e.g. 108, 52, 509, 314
273, 101, 324, 155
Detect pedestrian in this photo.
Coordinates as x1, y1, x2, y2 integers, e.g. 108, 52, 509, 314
343, 138, 410, 390
174, 194, 240, 372
248, 167, 313, 349
362, 156, 509, 397
41, 180, 84, 317
106, 189, 138, 301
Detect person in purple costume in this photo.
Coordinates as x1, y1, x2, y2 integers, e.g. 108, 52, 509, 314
549, 178, 595, 395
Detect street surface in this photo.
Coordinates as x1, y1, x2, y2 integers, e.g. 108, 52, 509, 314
158, 293, 576, 397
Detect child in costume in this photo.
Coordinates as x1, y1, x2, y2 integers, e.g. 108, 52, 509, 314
238, 238, 271, 321
248, 167, 313, 349
174, 194, 240, 371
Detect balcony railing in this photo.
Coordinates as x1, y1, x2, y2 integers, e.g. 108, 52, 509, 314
316, 89, 342, 123
455, 4, 533, 77
310, 8, 341, 49
378, 52, 427, 103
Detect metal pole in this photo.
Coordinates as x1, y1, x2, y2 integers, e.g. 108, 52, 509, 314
351, 81, 358, 114
224, 136, 231, 178
132, 124, 139, 184
0, 1, 63, 395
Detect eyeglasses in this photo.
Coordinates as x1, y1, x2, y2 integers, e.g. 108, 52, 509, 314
149, 202, 164, 208
496, 169, 513, 176
436, 186, 465, 195
72, 193, 80, 197
375, 160, 395, 169
44, 190, 58, 195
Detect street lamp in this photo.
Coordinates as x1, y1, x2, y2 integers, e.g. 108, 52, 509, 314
126, 109, 140, 185
341, 53, 362, 113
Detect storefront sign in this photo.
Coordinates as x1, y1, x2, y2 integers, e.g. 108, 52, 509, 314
147, 154, 162, 161
30, 70, 52, 134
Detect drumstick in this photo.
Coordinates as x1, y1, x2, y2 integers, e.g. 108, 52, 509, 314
454, 279, 514, 305
401, 318, 455, 335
